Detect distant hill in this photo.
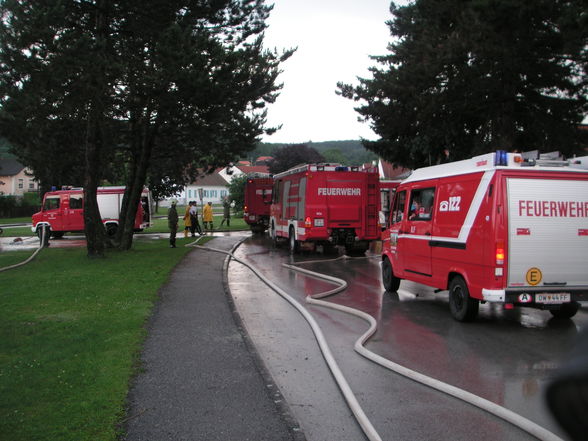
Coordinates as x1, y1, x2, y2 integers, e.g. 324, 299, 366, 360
250, 140, 378, 166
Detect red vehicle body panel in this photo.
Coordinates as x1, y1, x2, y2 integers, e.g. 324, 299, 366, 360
270, 164, 380, 252
243, 177, 273, 232
382, 151, 588, 319
32, 186, 152, 238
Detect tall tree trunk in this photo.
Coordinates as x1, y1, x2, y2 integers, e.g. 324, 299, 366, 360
83, 0, 109, 258
84, 112, 106, 258
117, 117, 157, 251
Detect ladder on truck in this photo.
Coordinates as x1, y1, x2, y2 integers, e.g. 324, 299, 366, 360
365, 173, 379, 237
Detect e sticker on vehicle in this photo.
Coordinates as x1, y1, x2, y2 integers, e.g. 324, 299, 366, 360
526, 268, 542, 286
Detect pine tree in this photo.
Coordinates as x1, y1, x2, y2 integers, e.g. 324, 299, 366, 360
0, 0, 293, 253
338, 0, 587, 168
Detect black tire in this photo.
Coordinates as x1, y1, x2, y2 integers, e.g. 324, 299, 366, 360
550, 302, 580, 319
448, 276, 479, 322
289, 227, 298, 254
106, 224, 118, 237
382, 257, 401, 292
51, 231, 65, 239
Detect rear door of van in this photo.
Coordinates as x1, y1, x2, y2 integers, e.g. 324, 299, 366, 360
506, 175, 588, 291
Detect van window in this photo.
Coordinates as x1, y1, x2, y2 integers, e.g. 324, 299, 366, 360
43, 196, 60, 211
70, 195, 83, 209
273, 180, 281, 204
282, 180, 291, 219
408, 188, 435, 221
391, 190, 406, 224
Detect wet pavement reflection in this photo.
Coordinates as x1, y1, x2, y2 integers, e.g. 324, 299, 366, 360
229, 234, 586, 441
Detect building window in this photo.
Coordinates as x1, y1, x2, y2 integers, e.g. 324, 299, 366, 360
69, 195, 83, 209
28, 180, 35, 189
18, 179, 23, 189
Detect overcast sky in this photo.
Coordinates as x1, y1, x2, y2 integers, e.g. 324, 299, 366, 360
261, 0, 395, 144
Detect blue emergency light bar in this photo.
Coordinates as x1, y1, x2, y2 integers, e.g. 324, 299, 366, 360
335, 166, 349, 171
495, 150, 508, 166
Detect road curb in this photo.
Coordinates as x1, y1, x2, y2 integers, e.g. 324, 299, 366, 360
222, 236, 307, 441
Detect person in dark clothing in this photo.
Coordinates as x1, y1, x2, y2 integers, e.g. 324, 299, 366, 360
189, 201, 202, 236
168, 201, 179, 248
220, 196, 231, 227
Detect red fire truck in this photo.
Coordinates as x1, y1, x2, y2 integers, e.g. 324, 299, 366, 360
270, 164, 380, 254
243, 175, 273, 233
32, 186, 152, 240
382, 150, 588, 321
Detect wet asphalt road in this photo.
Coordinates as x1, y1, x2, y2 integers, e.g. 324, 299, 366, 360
228, 234, 587, 441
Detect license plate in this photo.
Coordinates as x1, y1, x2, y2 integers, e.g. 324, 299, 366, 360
536, 293, 570, 304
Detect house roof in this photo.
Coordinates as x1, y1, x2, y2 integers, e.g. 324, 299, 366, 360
189, 171, 228, 187
237, 165, 270, 175
0, 158, 25, 176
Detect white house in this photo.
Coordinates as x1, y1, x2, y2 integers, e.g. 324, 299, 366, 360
0, 158, 38, 196
161, 164, 271, 207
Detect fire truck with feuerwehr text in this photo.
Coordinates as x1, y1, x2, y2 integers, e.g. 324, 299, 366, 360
270, 163, 380, 255
382, 150, 588, 321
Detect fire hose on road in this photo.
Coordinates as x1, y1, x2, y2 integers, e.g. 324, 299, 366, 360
0, 226, 47, 273
191, 240, 563, 441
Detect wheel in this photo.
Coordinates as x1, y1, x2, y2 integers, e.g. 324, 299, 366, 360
106, 224, 118, 237
448, 276, 479, 322
550, 302, 580, 319
288, 227, 298, 254
382, 257, 401, 292
51, 231, 64, 239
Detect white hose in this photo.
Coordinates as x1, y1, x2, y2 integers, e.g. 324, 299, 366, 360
191, 243, 383, 441
0, 225, 46, 273
285, 263, 564, 441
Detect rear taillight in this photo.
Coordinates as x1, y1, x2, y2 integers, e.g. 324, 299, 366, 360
305, 216, 312, 228
496, 241, 505, 265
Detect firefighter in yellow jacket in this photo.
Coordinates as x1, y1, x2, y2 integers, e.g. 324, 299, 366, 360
202, 201, 213, 233
183, 202, 193, 237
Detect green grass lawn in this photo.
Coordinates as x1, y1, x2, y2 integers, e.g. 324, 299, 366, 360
1, 213, 249, 237
0, 237, 210, 441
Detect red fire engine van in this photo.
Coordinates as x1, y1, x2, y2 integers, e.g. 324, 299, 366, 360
243, 175, 273, 233
270, 164, 380, 254
32, 186, 152, 240
382, 150, 588, 322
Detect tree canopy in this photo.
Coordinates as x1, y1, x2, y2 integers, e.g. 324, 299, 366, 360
226, 174, 249, 212
0, 0, 293, 255
267, 144, 325, 174
338, 0, 588, 169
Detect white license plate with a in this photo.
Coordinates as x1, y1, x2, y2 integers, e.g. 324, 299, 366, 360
536, 293, 570, 304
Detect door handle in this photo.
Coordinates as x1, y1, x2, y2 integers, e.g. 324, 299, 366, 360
425, 232, 431, 236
